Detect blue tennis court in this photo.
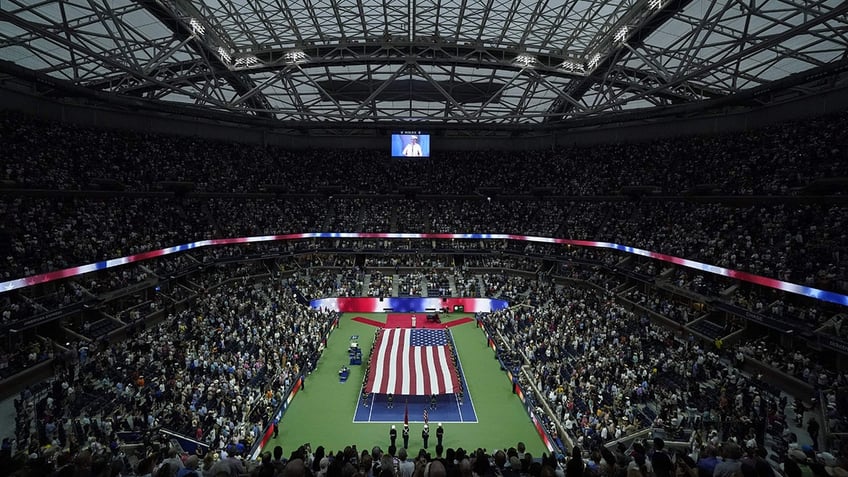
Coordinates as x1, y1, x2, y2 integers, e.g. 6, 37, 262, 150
352, 326, 478, 423
353, 380, 478, 423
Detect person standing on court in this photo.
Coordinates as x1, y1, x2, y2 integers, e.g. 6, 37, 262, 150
436, 423, 444, 447
402, 424, 410, 449
390, 425, 397, 448
422, 424, 430, 449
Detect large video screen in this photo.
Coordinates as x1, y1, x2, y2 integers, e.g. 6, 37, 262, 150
391, 132, 430, 158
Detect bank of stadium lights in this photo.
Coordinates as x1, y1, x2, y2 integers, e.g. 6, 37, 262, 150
284, 50, 308, 64
650, 0, 664, 9
233, 56, 260, 69
189, 18, 205, 36
559, 60, 585, 74
217, 47, 231, 65
514, 54, 537, 67
588, 53, 602, 70
614, 26, 629, 44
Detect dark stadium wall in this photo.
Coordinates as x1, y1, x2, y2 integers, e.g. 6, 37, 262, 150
2, 80, 848, 150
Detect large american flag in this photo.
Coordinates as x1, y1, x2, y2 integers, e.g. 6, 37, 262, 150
366, 328, 460, 395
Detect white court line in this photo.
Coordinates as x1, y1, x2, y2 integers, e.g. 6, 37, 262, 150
449, 328, 479, 423
352, 378, 366, 423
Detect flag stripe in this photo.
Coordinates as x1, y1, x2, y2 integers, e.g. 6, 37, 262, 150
371, 329, 389, 392
423, 346, 434, 395
389, 329, 402, 393
366, 328, 459, 395
414, 345, 425, 395
433, 345, 448, 394
425, 347, 440, 394
400, 329, 411, 394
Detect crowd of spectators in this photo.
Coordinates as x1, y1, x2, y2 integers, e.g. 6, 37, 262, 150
466, 256, 542, 274
326, 199, 363, 232
2, 110, 848, 295
736, 338, 841, 389
482, 282, 791, 456
338, 269, 365, 297
3, 194, 846, 295
2, 254, 848, 476
397, 273, 425, 297
363, 255, 451, 269
453, 268, 480, 298
207, 198, 328, 238
2, 236, 843, 385
0, 196, 206, 280
481, 274, 533, 302
368, 272, 393, 297
4, 110, 845, 196
290, 270, 341, 300
620, 288, 700, 327
1, 431, 586, 477
9, 272, 336, 476
425, 271, 452, 297
2, 110, 848, 476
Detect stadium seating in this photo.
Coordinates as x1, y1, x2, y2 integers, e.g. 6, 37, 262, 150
1, 111, 847, 476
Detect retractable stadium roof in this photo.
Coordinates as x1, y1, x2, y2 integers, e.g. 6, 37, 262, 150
1, 0, 847, 132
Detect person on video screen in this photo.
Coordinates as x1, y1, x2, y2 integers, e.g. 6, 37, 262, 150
402, 135, 423, 157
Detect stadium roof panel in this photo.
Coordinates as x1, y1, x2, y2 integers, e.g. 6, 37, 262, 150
1, 0, 847, 130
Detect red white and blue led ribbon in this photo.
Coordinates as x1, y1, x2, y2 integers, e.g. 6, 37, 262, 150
2, 232, 846, 307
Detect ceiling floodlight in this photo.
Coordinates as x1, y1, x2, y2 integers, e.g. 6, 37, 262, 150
559, 61, 585, 73
588, 53, 602, 70
650, 0, 663, 9
217, 47, 231, 64
233, 56, 260, 69
189, 18, 205, 36
614, 26, 629, 43
284, 50, 308, 63
514, 54, 537, 67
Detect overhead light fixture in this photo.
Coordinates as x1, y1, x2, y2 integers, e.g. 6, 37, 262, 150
189, 18, 205, 36
559, 60, 585, 73
514, 54, 537, 67
233, 56, 260, 69
588, 53, 602, 70
284, 50, 308, 63
217, 47, 231, 64
614, 26, 629, 43
650, 0, 663, 9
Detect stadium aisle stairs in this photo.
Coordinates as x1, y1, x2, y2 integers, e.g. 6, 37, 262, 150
321, 203, 335, 230
417, 275, 427, 297
389, 204, 399, 232
695, 360, 823, 469
354, 203, 366, 232
0, 394, 15, 445
392, 274, 400, 297
554, 203, 582, 237
201, 201, 219, 234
